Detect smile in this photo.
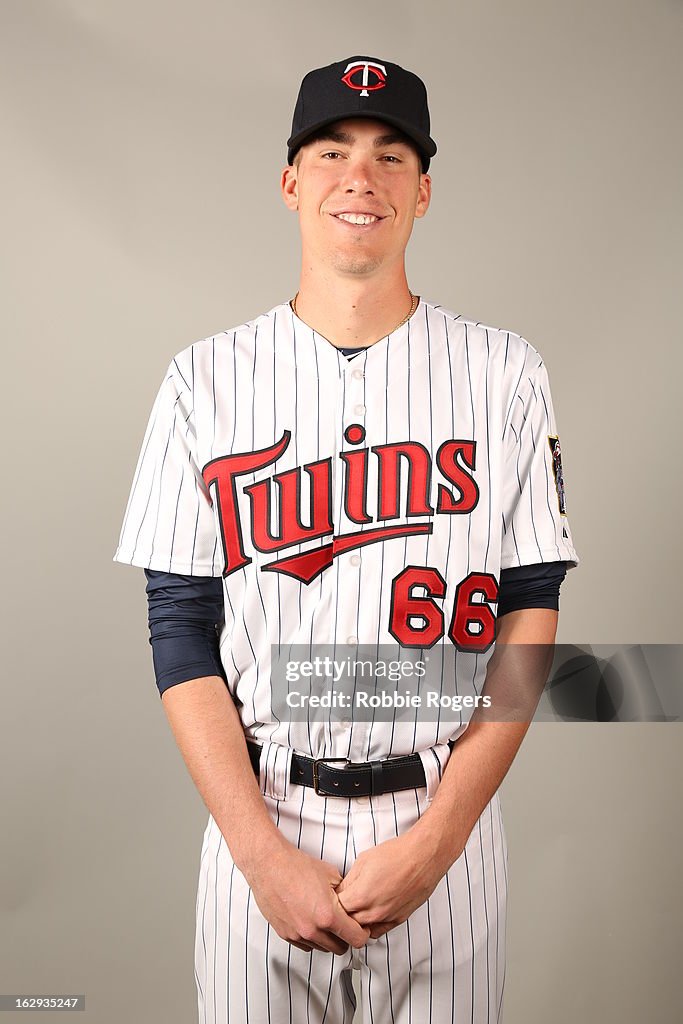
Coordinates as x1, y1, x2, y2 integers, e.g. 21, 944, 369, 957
332, 213, 382, 225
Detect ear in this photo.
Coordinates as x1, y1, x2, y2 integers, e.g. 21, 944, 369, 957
414, 173, 432, 219
281, 164, 299, 211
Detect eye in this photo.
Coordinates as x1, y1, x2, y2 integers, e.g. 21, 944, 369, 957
321, 151, 343, 159
380, 154, 402, 163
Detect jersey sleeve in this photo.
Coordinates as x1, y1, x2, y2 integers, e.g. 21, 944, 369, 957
500, 359, 579, 571
112, 357, 222, 576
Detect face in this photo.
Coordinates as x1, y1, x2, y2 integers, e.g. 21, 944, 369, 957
281, 118, 431, 278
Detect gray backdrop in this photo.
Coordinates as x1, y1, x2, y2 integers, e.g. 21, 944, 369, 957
2, 0, 681, 1021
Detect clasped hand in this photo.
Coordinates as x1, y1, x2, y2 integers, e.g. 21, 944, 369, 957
334, 832, 447, 939
245, 830, 448, 953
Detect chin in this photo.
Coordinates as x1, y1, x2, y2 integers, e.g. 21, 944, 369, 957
330, 253, 384, 276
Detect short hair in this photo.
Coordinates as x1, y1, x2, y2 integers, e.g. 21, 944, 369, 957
292, 125, 425, 173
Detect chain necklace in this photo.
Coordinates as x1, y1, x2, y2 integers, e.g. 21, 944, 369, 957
290, 292, 419, 337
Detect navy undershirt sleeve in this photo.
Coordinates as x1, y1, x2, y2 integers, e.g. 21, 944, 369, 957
497, 561, 567, 617
144, 569, 227, 697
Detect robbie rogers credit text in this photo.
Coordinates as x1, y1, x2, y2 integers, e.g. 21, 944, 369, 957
274, 652, 496, 717
285, 691, 492, 710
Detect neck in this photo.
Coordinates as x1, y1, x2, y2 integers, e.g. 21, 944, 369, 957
292, 267, 416, 349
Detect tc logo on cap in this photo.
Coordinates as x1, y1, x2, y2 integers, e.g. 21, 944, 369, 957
341, 60, 387, 97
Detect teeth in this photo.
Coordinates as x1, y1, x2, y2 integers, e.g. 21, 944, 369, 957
336, 213, 378, 225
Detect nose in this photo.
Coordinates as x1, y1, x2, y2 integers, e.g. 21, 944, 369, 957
340, 154, 377, 194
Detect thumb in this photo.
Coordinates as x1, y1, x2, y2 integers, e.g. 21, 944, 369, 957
335, 882, 364, 915
334, 863, 358, 896
330, 890, 371, 942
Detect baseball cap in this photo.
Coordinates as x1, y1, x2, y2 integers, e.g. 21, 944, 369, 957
287, 56, 437, 173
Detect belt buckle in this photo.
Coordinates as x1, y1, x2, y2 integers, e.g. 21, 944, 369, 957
312, 757, 350, 795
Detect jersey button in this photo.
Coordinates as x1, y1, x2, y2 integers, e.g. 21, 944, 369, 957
354, 404, 366, 415
347, 635, 359, 645
350, 554, 361, 566
352, 368, 364, 380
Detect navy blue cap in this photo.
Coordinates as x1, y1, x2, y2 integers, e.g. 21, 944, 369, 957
287, 56, 437, 173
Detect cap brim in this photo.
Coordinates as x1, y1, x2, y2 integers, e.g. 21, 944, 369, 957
287, 111, 437, 169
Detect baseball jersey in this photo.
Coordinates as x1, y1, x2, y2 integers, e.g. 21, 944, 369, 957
113, 297, 579, 772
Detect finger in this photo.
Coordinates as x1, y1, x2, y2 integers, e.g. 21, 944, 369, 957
290, 938, 334, 954
333, 883, 355, 909
290, 940, 314, 953
335, 887, 367, 916
368, 922, 398, 939
299, 929, 350, 955
331, 910, 372, 948
337, 886, 395, 930
318, 931, 351, 955
333, 869, 357, 895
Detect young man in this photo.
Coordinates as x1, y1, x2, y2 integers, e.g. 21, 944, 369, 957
114, 55, 579, 1023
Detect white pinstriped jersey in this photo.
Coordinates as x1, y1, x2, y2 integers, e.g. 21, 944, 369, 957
113, 298, 579, 765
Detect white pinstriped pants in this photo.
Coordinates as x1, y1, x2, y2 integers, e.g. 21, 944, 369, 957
194, 745, 508, 1024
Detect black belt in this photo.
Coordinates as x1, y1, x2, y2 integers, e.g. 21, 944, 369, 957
246, 740, 427, 798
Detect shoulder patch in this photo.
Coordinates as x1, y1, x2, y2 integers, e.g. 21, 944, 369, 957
548, 435, 567, 515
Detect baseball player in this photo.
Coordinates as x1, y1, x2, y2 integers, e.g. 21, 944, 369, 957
113, 55, 579, 1024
